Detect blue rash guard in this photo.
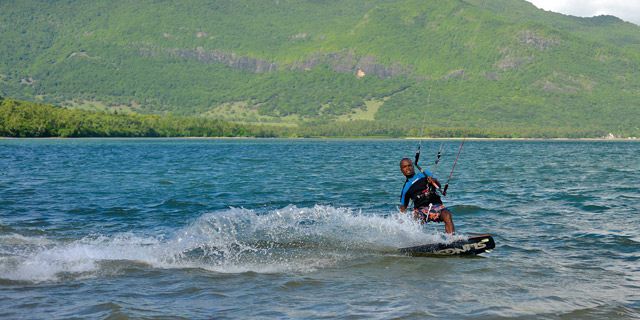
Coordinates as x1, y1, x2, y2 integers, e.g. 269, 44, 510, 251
400, 169, 443, 210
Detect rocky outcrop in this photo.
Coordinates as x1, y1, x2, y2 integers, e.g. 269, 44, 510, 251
520, 30, 559, 50
538, 80, 579, 94
289, 32, 309, 41
324, 51, 358, 73
289, 54, 323, 71
353, 55, 407, 78
146, 47, 279, 73
293, 51, 406, 78
496, 55, 533, 70
443, 69, 465, 80
68, 51, 91, 59
484, 72, 500, 81
495, 47, 533, 71
20, 77, 35, 86
534, 72, 595, 94
138, 47, 410, 78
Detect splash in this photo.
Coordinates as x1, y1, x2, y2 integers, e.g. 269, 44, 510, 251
0, 205, 465, 282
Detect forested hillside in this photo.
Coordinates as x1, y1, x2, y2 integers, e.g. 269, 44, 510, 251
1, 0, 639, 137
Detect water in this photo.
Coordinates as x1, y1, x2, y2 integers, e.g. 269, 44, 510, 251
0, 138, 638, 319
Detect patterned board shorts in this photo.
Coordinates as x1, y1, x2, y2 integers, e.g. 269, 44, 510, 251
414, 204, 446, 222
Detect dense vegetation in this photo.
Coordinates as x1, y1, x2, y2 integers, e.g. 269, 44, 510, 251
1, 0, 639, 137
0, 98, 283, 138
0, 98, 618, 138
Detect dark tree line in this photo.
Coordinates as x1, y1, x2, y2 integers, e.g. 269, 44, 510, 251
0, 98, 618, 138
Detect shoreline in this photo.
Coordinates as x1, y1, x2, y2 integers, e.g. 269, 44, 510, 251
403, 136, 639, 141
1, 136, 638, 141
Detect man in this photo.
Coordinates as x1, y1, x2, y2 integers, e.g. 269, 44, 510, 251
399, 157, 455, 234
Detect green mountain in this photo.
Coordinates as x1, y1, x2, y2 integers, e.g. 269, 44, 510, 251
1, 0, 639, 137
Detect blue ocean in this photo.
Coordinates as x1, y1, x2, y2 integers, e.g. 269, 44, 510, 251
0, 138, 638, 319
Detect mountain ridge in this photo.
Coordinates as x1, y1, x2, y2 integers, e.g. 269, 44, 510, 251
1, 0, 639, 137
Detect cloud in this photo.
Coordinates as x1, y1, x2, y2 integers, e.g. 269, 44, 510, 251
526, 0, 640, 25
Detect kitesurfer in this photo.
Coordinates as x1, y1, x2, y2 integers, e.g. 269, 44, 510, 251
399, 158, 455, 234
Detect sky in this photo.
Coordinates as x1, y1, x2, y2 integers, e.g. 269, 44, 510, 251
526, 0, 640, 25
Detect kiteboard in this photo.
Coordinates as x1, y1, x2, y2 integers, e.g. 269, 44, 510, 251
399, 234, 495, 256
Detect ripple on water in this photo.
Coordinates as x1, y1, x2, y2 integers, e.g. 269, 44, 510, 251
74, 302, 123, 319
448, 204, 485, 215
580, 204, 611, 213
278, 277, 325, 291
554, 304, 640, 320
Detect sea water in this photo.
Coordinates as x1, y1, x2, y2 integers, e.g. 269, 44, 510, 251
0, 138, 638, 319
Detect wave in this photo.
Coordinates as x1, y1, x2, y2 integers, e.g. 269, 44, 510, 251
448, 204, 485, 215
0, 205, 467, 282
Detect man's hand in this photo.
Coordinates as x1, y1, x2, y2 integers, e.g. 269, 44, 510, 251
427, 177, 441, 189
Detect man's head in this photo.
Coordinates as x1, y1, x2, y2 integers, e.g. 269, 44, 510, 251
400, 158, 415, 177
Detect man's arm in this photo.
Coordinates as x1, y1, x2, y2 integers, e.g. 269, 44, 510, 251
400, 186, 411, 212
427, 176, 441, 189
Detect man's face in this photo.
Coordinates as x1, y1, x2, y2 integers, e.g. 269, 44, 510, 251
400, 159, 414, 177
